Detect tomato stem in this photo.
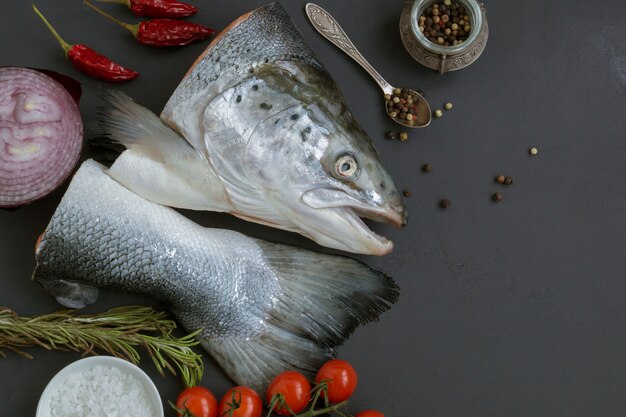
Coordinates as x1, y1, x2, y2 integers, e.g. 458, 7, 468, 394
266, 385, 352, 417
222, 389, 242, 417
294, 401, 351, 417
169, 399, 199, 417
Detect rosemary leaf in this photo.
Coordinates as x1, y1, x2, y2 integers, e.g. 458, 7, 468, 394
0, 305, 203, 387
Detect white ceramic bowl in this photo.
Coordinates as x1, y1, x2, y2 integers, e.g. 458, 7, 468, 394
36, 356, 164, 417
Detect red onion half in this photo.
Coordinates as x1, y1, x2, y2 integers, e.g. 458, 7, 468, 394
0, 67, 83, 207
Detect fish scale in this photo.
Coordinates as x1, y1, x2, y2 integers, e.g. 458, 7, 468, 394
35, 161, 277, 341
163, 2, 322, 118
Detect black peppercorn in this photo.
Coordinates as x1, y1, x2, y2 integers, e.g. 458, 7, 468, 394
385, 131, 397, 140
440, 198, 451, 209
422, 163, 433, 173
387, 90, 424, 126
419, 0, 472, 47
504, 177, 513, 185
492, 193, 503, 202
495, 174, 505, 184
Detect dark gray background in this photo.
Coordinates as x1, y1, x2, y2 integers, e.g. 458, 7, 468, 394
1, 0, 625, 416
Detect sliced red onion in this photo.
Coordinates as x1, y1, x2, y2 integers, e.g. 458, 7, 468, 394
0, 67, 83, 207
32, 68, 83, 104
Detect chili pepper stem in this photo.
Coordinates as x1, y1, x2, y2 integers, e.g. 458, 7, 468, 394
92, 0, 131, 6
31, 4, 72, 55
83, 0, 139, 38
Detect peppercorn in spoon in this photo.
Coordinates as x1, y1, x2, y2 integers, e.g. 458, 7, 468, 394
306, 3, 431, 128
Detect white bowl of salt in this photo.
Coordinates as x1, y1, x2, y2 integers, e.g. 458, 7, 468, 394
36, 356, 164, 417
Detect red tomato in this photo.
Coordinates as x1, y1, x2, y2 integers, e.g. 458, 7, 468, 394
175, 386, 218, 417
266, 370, 311, 415
355, 410, 386, 417
315, 359, 358, 403
219, 386, 262, 417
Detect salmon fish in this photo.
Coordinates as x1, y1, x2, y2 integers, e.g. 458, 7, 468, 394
99, 2, 407, 256
33, 160, 398, 392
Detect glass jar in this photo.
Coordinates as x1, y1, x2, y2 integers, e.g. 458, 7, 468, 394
400, 0, 489, 74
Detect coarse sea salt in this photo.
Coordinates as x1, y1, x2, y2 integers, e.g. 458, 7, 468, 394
49, 364, 154, 417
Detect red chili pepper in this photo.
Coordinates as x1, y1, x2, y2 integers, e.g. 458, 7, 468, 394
84, 0, 215, 47
135, 19, 215, 46
68, 45, 140, 82
93, 0, 197, 18
32, 4, 138, 83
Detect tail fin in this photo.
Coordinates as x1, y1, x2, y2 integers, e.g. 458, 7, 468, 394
204, 242, 399, 394
96, 89, 191, 160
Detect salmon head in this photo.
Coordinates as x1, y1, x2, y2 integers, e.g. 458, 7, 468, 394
160, 3, 407, 255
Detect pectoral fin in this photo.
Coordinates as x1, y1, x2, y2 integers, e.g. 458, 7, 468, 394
36, 279, 99, 309
98, 90, 233, 212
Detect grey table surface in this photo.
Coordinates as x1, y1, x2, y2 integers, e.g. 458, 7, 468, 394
1, 0, 625, 416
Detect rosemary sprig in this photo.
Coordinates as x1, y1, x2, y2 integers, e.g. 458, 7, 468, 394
0, 305, 204, 387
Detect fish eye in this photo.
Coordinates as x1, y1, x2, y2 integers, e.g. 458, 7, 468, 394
335, 154, 358, 179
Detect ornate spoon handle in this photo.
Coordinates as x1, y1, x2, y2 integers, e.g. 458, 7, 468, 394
305, 3, 394, 94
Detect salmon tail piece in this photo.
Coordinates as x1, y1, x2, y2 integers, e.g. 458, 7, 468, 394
31, 160, 399, 395
202, 241, 399, 395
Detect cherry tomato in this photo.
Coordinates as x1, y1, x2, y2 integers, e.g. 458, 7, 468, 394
219, 386, 262, 417
175, 386, 218, 417
355, 410, 386, 417
315, 359, 358, 403
266, 370, 311, 415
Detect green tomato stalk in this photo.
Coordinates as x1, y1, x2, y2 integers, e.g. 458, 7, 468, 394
267, 382, 352, 417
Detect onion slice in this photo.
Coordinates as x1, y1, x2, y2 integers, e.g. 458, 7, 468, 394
0, 67, 83, 207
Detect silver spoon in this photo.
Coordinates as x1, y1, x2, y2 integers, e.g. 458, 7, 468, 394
306, 3, 431, 129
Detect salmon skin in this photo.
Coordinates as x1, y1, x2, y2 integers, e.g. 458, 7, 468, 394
100, 2, 408, 256
33, 160, 399, 393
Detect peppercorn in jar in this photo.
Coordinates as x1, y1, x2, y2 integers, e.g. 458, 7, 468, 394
418, 0, 472, 47
400, 0, 489, 73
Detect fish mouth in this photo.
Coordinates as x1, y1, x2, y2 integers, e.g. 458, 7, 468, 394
302, 188, 407, 255
349, 203, 407, 229
340, 207, 394, 254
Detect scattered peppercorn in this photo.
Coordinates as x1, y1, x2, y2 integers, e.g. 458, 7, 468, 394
385, 88, 423, 126
385, 131, 397, 140
399, 132, 409, 141
422, 163, 433, 173
403, 190, 412, 197
495, 174, 506, 184
504, 176, 513, 185
492, 192, 503, 202
434, 109, 443, 118
529, 147, 538, 155
440, 198, 451, 209
419, 1, 472, 47
444, 102, 453, 110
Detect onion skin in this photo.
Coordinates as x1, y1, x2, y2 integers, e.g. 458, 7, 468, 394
0, 67, 83, 208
